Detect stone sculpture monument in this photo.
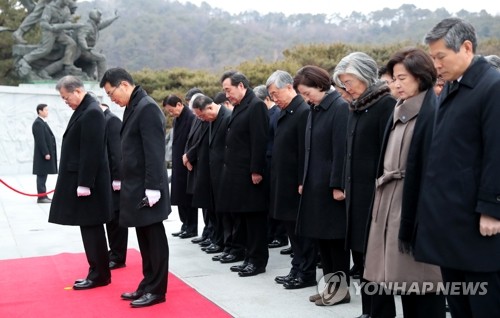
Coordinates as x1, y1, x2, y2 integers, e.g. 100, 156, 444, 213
11, 0, 118, 82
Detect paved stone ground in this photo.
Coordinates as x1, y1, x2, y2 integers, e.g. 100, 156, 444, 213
1, 174, 452, 317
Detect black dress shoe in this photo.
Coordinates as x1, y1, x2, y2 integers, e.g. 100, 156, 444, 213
230, 262, 248, 272
172, 230, 184, 237
73, 278, 111, 290
198, 238, 212, 247
355, 314, 371, 318
37, 197, 52, 204
349, 264, 361, 279
179, 231, 197, 239
268, 239, 287, 248
109, 261, 126, 270
238, 264, 266, 277
130, 293, 166, 308
280, 247, 293, 255
283, 277, 317, 289
121, 291, 144, 300
219, 254, 244, 264
191, 236, 207, 244
212, 252, 228, 261
205, 244, 223, 254
275, 272, 297, 284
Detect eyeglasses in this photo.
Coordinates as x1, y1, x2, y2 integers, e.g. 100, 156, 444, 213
341, 79, 356, 89
107, 84, 120, 98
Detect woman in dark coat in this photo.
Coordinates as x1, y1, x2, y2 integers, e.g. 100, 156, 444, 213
293, 65, 349, 306
332, 52, 396, 318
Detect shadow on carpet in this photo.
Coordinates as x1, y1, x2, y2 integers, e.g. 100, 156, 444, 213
0, 249, 231, 317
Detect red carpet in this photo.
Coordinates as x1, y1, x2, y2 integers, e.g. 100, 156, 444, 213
0, 249, 231, 318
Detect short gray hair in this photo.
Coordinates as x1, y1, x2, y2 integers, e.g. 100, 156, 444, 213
56, 75, 85, 92
253, 85, 269, 101
266, 70, 293, 89
485, 55, 500, 70
332, 52, 379, 88
424, 18, 477, 53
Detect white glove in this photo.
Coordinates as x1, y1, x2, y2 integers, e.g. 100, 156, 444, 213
145, 189, 161, 207
77, 186, 91, 197
112, 180, 121, 191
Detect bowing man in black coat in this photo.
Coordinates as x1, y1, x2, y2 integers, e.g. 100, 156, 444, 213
99, 103, 128, 270
416, 18, 500, 317
266, 70, 316, 289
32, 103, 58, 203
49, 75, 112, 290
100, 68, 170, 308
163, 95, 199, 239
217, 71, 269, 277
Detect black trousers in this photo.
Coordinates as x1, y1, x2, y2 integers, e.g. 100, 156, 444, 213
352, 250, 372, 315
135, 222, 169, 295
283, 220, 317, 281
317, 238, 350, 285
234, 211, 269, 268
200, 208, 212, 239
36, 174, 47, 197
441, 266, 500, 318
267, 217, 288, 243
80, 224, 110, 282
177, 205, 198, 234
208, 207, 224, 246
401, 293, 446, 318
221, 212, 245, 256
106, 209, 128, 264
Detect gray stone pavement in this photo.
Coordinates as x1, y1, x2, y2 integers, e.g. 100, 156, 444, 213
0, 174, 415, 318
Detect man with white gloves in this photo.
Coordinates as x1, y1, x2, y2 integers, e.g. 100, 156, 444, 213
49, 75, 113, 291
100, 68, 171, 308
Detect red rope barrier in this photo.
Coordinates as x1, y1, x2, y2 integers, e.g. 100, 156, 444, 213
0, 178, 55, 197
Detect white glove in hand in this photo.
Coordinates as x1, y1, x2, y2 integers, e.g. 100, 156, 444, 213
145, 189, 161, 207
112, 180, 121, 191
77, 186, 91, 197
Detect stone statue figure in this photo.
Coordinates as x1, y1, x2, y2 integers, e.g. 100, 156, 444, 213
12, 0, 54, 45
74, 9, 119, 80
14, 0, 83, 80
11, 0, 118, 82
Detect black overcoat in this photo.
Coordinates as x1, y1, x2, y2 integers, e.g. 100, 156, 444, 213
414, 57, 500, 272
344, 94, 395, 252
119, 86, 170, 227
269, 95, 309, 221
185, 118, 207, 195
296, 90, 349, 239
48, 94, 112, 226
170, 106, 194, 206
216, 89, 269, 213
208, 106, 231, 207
103, 108, 122, 211
188, 120, 211, 208
32, 117, 58, 175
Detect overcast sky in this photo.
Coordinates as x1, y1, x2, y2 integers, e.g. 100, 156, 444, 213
180, 0, 499, 16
